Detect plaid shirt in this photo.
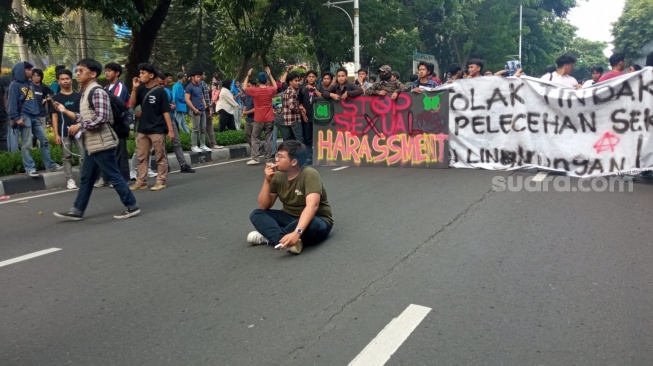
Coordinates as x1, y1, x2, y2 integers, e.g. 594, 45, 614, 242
75, 87, 110, 131
410, 78, 439, 90
282, 86, 301, 126
200, 81, 211, 106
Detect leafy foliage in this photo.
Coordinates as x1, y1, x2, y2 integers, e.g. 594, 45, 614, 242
153, 0, 219, 75
611, 0, 653, 65
566, 37, 609, 81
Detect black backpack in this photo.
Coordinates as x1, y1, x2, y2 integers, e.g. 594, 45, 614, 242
88, 86, 132, 139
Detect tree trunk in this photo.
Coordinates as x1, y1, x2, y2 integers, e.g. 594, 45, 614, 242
451, 37, 464, 67
0, 29, 5, 67
0, 0, 12, 64
31, 53, 46, 69
79, 10, 88, 59
47, 48, 56, 66
125, 0, 173, 89
236, 55, 252, 81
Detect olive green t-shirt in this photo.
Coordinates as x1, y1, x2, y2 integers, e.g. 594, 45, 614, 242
270, 167, 334, 227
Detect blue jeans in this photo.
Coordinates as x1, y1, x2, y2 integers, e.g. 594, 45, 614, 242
72, 148, 138, 215
175, 111, 190, 133
279, 121, 303, 143
30, 116, 57, 169
16, 117, 36, 173
271, 124, 279, 155
7, 123, 19, 152
249, 209, 331, 245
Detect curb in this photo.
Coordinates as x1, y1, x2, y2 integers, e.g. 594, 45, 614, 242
0, 142, 259, 196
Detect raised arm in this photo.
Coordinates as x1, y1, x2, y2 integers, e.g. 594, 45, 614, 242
265, 66, 276, 87
243, 68, 253, 90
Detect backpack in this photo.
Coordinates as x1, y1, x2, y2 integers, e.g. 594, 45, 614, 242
88, 86, 132, 139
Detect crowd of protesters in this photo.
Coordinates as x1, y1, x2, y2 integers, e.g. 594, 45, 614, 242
2, 50, 652, 186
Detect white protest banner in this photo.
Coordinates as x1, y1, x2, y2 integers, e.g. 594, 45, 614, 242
446, 68, 653, 177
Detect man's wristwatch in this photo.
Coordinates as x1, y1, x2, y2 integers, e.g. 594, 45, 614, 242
295, 228, 303, 235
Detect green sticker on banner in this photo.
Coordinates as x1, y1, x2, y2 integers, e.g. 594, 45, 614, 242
423, 93, 442, 111
314, 100, 333, 121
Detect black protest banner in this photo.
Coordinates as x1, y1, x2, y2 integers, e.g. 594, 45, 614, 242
313, 91, 450, 168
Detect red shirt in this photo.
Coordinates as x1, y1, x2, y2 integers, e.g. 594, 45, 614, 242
245, 86, 277, 123
598, 70, 625, 83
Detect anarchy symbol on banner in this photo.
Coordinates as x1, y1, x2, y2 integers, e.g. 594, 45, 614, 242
593, 132, 620, 154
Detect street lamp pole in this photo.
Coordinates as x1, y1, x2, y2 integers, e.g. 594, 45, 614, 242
519, 3, 523, 63
354, 0, 360, 71
324, 0, 360, 71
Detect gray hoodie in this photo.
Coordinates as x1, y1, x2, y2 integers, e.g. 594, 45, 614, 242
8, 61, 40, 120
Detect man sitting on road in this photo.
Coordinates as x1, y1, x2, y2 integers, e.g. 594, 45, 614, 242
247, 141, 333, 255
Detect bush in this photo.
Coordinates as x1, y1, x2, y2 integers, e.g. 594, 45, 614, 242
43, 65, 57, 87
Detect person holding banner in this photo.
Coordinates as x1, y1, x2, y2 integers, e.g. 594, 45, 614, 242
325, 68, 364, 101
411, 61, 439, 93
581, 66, 603, 88
365, 65, 405, 99
466, 59, 484, 78
598, 53, 626, 83
541, 54, 580, 89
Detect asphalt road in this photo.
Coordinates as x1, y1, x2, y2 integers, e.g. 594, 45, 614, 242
1, 159, 652, 366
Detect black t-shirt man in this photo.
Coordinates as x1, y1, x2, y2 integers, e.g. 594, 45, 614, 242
297, 86, 316, 122
51, 91, 81, 137
135, 85, 171, 134
32, 83, 54, 117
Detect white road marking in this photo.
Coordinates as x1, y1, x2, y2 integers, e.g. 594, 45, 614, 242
0, 158, 252, 205
532, 172, 548, 182
192, 158, 250, 170
348, 304, 431, 366
0, 248, 62, 268
332, 166, 349, 171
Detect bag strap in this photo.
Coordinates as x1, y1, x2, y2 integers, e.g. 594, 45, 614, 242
87, 86, 104, 110
142, 86, 161, 104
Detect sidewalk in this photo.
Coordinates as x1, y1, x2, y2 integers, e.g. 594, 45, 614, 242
0, 141, 268, 196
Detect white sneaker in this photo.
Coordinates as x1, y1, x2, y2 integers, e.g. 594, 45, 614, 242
67, 179, 77, 190
93, 177, 108, 188
191, 146, 202, 153
200, 145, 211, 152
147, 169, 157, 178
246, 159, 260, 166
129, 170, 137, 180
211, 145, 224, 150
247, 231, 268, 245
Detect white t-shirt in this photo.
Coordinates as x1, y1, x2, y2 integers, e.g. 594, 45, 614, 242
581, 79, 595, 89
540, 72, 578, 88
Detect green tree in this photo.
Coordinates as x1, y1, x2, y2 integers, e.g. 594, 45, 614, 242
297, 0, 419, 77
566, 37, 608, 81
611, 0, 653, 64
408, 0, 579, 77
207, 0, 305, 79
153, 0, 220, 76
1, 0, 152, 84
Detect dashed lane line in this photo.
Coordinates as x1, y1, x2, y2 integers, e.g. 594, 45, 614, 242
0, 248, 62, 268
348, 304, 432, 366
